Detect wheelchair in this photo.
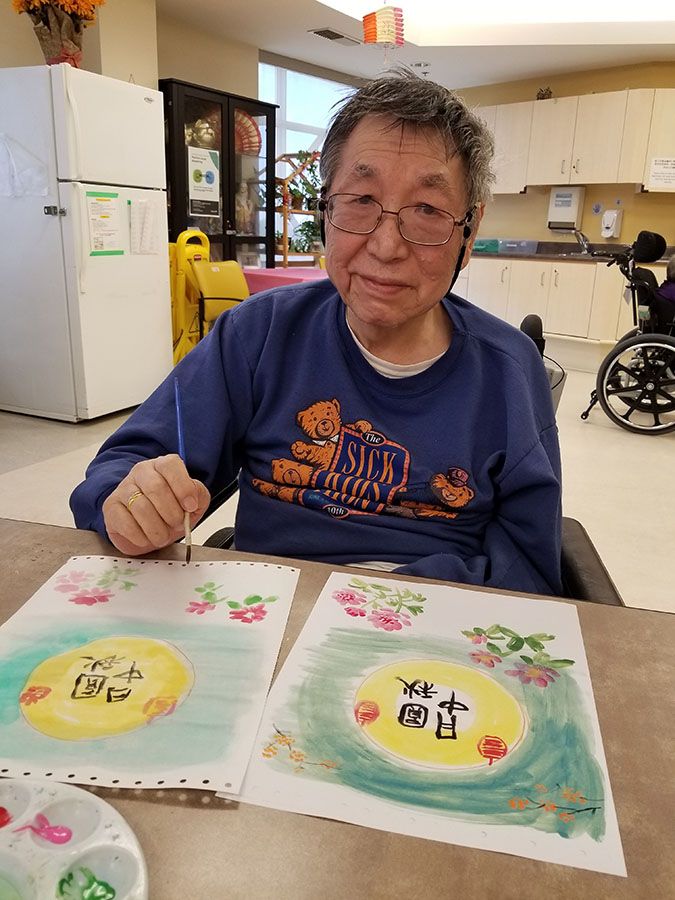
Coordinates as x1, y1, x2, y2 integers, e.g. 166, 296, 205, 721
580, 231, 675, 434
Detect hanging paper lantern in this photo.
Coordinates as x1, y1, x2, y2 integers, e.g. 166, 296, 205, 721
362, 6, 404, 46
477, 735, 508, 766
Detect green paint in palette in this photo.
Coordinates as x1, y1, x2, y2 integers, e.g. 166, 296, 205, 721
57, 866, 116, 900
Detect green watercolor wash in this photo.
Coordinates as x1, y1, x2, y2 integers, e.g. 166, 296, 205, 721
0, 875, 22, 900
57, 866, 116, 900
272, 627, 606, 842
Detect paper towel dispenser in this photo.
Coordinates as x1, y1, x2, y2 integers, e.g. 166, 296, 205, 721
547, 186, 585, 231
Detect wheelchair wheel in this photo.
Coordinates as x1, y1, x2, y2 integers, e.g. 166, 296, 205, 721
596, 334, 675, 434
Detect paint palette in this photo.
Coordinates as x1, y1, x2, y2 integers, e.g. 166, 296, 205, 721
0, 779, 147, 899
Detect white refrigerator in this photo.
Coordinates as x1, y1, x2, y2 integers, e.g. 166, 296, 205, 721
0, 64, 173, 421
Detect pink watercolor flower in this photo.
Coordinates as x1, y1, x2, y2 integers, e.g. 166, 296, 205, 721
469, 650, 502, 668
505, 662, 559, 687
186, 600, 216, 614
344, 606, 366, 617
332, 589, 367, 606
368, 609, 412, 631
229, 604, 267, 624
68, 588, 113, 606
58, 570, 88, 583
470, 633, 488, 644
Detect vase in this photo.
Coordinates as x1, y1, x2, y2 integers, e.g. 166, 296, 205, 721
31, 6, 84, 68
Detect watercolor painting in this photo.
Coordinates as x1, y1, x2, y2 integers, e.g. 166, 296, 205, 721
0, 556, 299, 793
236, 573, 625, 876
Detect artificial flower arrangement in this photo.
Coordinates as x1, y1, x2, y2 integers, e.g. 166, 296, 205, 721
12, 0, 105, 67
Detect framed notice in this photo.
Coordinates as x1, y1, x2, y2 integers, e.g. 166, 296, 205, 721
188, 146, 221, 217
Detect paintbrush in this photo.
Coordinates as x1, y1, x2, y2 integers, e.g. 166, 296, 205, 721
174, 376, 192, 564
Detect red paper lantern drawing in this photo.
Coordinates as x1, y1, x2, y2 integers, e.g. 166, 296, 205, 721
354, 700, 380, 725
362, 6, 404, 46
477, 735, 508, 766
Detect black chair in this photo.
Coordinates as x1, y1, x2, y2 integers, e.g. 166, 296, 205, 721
200, 480, 623, 606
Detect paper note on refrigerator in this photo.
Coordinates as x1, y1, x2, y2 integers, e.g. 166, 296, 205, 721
129, 196, 162, 255
86, 192, 124, 256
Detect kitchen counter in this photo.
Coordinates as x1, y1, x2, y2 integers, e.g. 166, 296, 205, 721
472, 241, 673, 265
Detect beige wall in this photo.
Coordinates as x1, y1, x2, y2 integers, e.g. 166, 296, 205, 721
0, 5, 53, 67
157, 15, 258, 98
459, 62, 675, 245
1, 1, 156, 87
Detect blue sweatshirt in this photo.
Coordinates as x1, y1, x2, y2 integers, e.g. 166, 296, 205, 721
70, 280, 563, 596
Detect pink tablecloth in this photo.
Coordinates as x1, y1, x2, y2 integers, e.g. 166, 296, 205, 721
243, 267, 329, 294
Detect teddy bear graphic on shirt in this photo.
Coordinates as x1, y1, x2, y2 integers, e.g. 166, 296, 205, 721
251, 398, 474, 520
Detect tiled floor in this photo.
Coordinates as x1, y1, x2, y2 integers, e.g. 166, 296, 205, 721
0, 368, 673, 613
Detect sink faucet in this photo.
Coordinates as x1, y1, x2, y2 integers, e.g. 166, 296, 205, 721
573, 229, 591, 254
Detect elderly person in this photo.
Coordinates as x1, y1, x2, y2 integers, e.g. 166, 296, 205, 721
71, 71, 563, 596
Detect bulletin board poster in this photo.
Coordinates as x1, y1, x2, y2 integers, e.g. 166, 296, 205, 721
188, 147, 221, 217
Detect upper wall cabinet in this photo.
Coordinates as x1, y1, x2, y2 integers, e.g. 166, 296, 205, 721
525, 96, 578, 185
643, 89, 675, 192
570, 90, 628, 184
493, 101, 534, 194
617, 89, 655, 183
477, 102, 534, 194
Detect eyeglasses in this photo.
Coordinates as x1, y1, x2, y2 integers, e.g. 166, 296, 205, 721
318, 193, 474, 247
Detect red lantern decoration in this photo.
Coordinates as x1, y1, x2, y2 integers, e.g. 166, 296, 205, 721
477, 735, 508, 766
362, 6, 404, 47
354, 700, 380, 726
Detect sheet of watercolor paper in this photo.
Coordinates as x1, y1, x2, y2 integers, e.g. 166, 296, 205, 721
236, 572, 625, 876
0, 555, 299, 794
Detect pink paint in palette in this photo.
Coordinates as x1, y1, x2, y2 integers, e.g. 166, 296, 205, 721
0, 779, 147, 899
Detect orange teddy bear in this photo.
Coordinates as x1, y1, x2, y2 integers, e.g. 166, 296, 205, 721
288, 399, 372, 470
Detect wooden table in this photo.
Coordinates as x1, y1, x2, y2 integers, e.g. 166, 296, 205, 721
1, 518, 673, 899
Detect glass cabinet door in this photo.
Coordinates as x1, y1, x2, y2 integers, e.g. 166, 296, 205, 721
184, 92, 226, 260
231, 101, 275, 268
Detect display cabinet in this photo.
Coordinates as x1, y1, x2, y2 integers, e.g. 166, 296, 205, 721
160, 78, 277, 266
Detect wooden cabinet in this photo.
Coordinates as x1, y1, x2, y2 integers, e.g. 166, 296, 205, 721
466, 257, 511, 318
618, 89, 655, 184
505, 260, 551, 328
468, 257, 600, 339
570, 91, 628, 184
160, 78, 277, 266
545, 263, 597, 338
493, 101, 533, 194
643, 89, 675, 191
526, 96, 578, 185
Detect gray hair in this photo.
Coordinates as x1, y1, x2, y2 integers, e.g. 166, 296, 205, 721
667, 253, 675, 282
319, 69, 495, 213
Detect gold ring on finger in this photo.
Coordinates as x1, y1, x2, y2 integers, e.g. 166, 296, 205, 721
126, 489, 144, 511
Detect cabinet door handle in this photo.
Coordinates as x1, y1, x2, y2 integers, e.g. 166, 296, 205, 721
501, 266, 508, 283
554, 269, 559, 287
560, 159, 566, 174
575, 157, 580, 173
540, 271, 545, 286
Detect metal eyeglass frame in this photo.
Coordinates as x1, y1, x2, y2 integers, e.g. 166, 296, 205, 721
317, 193, 476, 247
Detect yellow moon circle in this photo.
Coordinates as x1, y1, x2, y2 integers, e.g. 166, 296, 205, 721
20, 637, 194, 741
354, 659, 526, 769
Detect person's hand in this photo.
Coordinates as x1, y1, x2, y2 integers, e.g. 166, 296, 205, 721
102, 456, 211, 556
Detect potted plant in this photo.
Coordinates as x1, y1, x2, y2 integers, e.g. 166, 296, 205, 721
292, 219, 322, 254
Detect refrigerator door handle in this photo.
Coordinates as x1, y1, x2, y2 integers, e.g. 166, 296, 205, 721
44, 206, 67, 216
73, 183, 89, 294
64, 65, 83, 180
